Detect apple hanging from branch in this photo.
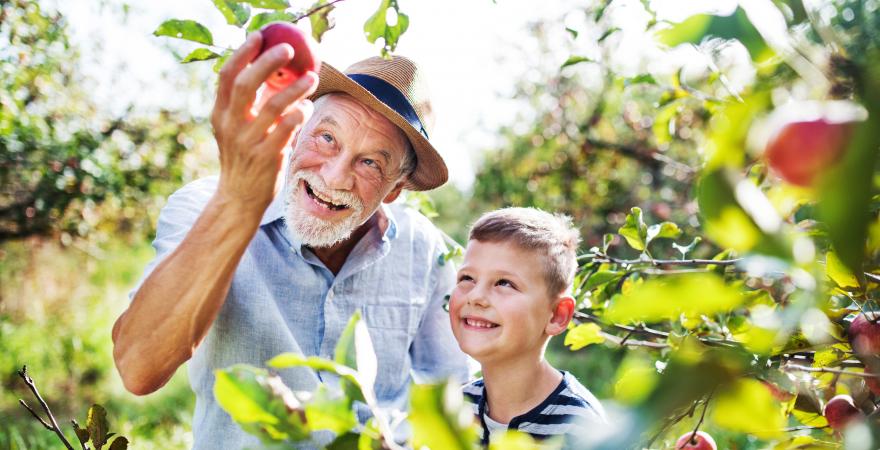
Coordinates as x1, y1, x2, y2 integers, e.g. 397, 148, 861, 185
675, 430, 717, 450
823, 394, 863, 431
760, 100, 865, 187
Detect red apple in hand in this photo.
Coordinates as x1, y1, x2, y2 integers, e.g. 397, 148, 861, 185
675, 431, 717, 450
258, 22, 321, 90
823, 394, 863, 431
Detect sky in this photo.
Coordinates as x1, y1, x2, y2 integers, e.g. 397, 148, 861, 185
51, 0, 742, 189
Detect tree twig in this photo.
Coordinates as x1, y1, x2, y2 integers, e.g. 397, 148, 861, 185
782, 363, 880, 378
17, 366, 75, 450
587, 253, 743, 267
294, 0, 347, 22
19, 399, 53, 430
679, 387, 714, 449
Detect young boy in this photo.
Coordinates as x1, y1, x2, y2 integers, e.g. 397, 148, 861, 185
449, 207, 606, 446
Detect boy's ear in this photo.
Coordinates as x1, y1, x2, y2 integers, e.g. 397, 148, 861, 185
546, 296, 575, 336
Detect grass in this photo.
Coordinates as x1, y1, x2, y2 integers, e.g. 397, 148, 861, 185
0, 237, 194, 449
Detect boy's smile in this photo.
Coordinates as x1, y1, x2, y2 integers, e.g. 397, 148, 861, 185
449, 240, 558, 364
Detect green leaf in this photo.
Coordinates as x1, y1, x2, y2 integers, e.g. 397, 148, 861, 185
86, 405, 109, 450
618, 207, 648, 251
153, 19, 214, 45
214, 367, 282, 425
565, 27, 578, 39
364, 0, 409, 56
652, 100, 680, 146
304, 385, 358, 434
107, 437, 129, 450
598, 27, 620, 43
561, 56, 592, 69
826, 250, 860, 289
246, 12, 296, 32
564, 323, 606, 350
213, 49, 234, 73
213, 0, 251, 26
308, 0, 335, 42
410, 381, 479, 450
818, 110, 880, 274
72, 420, 90, 447
181, 48, 221, 63
602, 233, 614, 252
712, 378, 785, 439
235, 0, 290, 10
698, 169, 764, 253
326, 432, 360, 450
333, 311, 377, 393
624, 74, 657, 86
645, 221, 681, 246
613, 354, 658, 404
406, 191, 438, 219
606, 273, 746, 324
266, 353, 363, 405
656, 7, 772, 62
583, 270, 622, 291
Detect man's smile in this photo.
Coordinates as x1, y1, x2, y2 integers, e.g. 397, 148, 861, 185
303, 180, 350, 211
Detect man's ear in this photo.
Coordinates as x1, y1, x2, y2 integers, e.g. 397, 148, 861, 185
382, 181, 406, 204
546, 296, 575, 336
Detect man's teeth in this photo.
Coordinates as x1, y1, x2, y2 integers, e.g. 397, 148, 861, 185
465, 318, 498, 328
306, 183, 347, 210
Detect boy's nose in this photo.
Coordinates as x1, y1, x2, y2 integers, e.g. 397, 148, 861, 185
466, 286, 490, 308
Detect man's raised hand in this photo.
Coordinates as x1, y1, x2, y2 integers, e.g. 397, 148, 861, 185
211, 32, 318, 217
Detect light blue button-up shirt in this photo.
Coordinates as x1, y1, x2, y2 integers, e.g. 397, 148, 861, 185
132, 176, 469, 449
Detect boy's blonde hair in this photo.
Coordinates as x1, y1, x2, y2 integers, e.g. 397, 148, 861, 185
469, 207, 581, 297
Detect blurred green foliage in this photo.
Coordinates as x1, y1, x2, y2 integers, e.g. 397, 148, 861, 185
0, 0, 214, 243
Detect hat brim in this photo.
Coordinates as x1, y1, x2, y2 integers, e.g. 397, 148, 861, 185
309, 62, 448, 191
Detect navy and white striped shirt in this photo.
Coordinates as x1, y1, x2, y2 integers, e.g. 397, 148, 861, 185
462, 371, 606, 446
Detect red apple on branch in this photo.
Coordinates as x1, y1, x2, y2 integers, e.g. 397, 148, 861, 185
258, 22, 321, 90
823, 394, 863, 431
849, 313, 880, 358
675, 430, 717, 450
759, 100, 865, 187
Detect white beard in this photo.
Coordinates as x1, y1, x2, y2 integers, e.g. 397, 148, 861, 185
282, 170, 367, 248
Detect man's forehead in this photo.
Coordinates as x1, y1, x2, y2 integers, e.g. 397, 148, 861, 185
313, 94, 409, 151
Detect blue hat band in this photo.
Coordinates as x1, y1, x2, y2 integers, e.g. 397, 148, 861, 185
348, 73, 429, 140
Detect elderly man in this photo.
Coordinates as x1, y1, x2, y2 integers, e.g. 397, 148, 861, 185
111, 33, 468, 449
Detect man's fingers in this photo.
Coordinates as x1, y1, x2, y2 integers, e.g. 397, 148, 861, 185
228, 44, 296, 119
262, 101, 315, 151
215, 33, 263, 112
247, 72, 319, 142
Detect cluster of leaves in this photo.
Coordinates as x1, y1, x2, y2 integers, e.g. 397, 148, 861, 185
0, 0, 209, 244
471, 0, 880, 448
155, 0, 410, 70
213, 311, 483, 449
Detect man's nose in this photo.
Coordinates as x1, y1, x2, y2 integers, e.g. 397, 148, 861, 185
320, 154, 354, 191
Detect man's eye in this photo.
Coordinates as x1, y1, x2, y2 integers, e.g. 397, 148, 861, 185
363, 159, 381, 170
320, 132, 333, 143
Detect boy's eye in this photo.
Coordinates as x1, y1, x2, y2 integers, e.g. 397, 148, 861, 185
496, 279, 516, 289
457, 274, 474, 283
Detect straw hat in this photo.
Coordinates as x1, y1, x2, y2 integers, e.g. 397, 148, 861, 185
310, 56, 446, 191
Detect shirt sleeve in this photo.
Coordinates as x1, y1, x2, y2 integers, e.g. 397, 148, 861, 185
408, 237, 472, 384
127, 176, 219, 300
